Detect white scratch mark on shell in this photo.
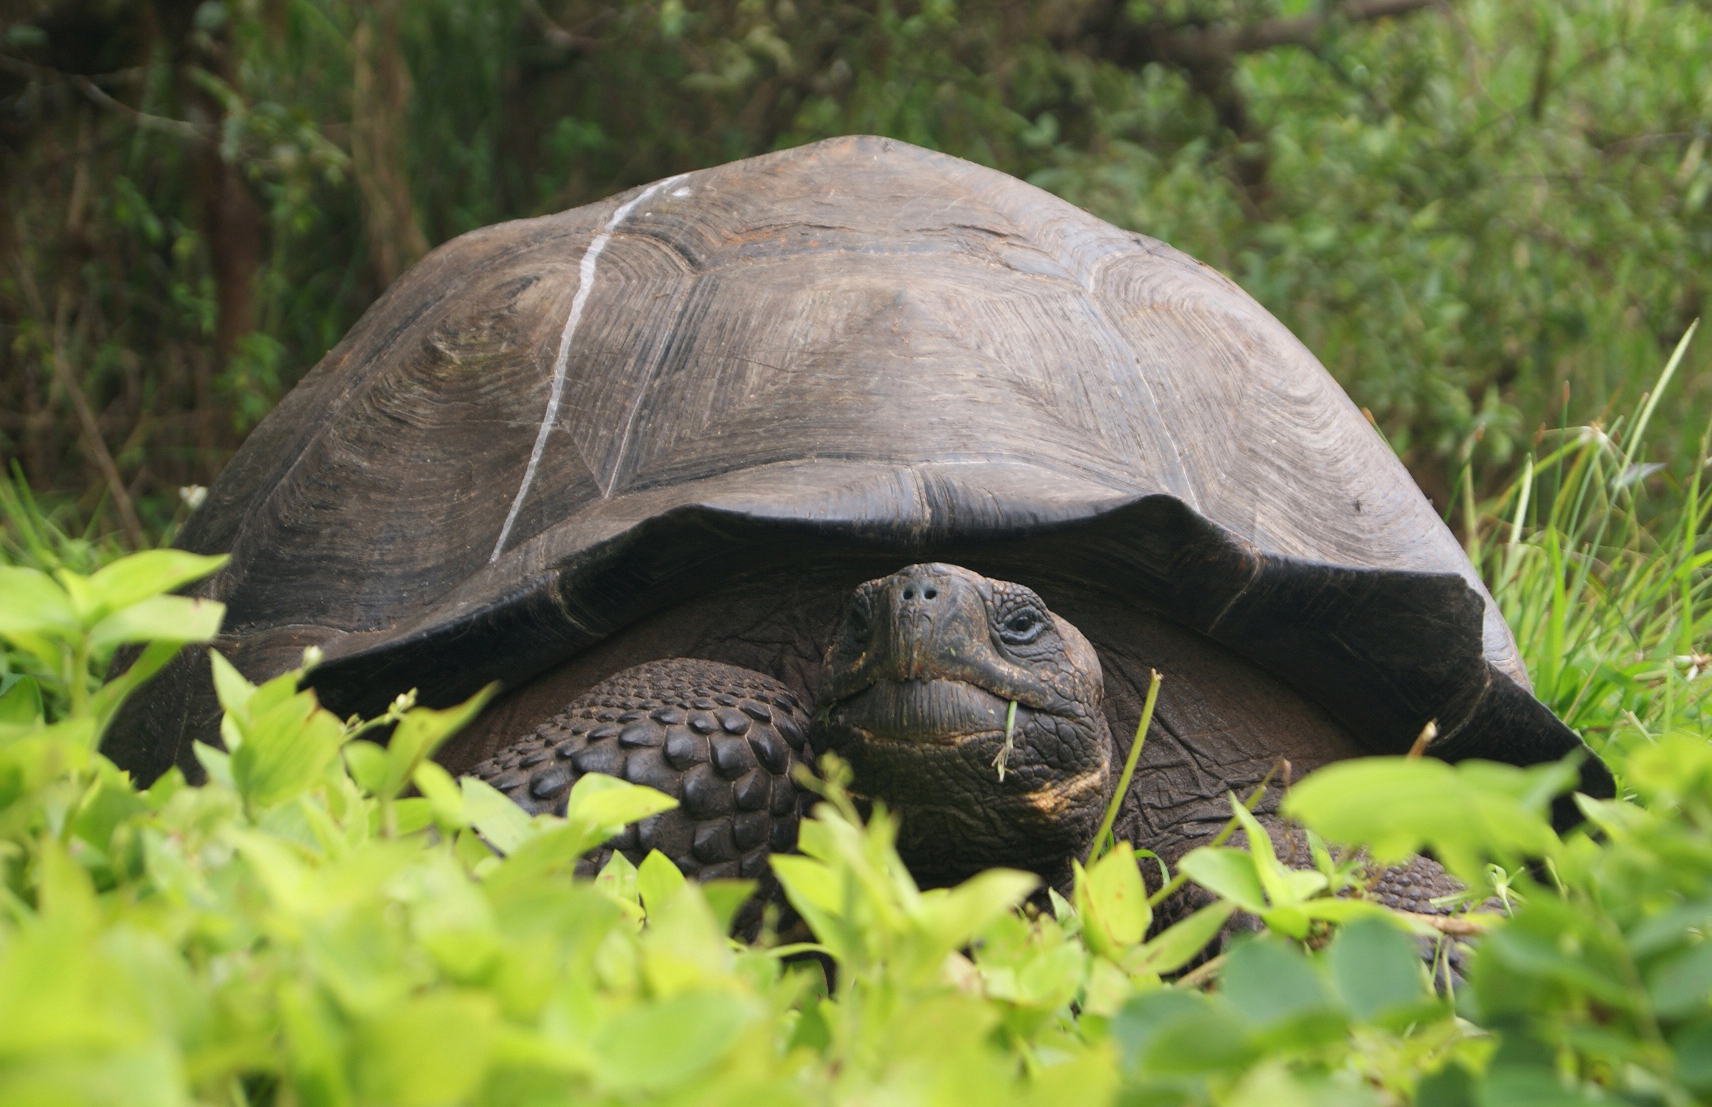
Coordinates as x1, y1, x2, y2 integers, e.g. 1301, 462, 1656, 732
489, 173, 689, 563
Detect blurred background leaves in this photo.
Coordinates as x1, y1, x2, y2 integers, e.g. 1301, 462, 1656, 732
2, 0, 1708, 539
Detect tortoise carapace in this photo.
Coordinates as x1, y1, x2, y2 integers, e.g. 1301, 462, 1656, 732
104, 136, 1612, 907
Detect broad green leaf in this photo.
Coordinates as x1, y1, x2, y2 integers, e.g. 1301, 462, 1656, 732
353, 991, 499, 1106
1325, 916, 1435, 1025
1630, 896, 1712, 957
70, 773, 148, 853
1177, 847, 1269, 913
342, 740, 391, 795
209, 650, 256, 725
0, 676, 43, 735
228, 829, 312, 908
563, 772, 678, 837
588, 992, 761, 1094
1283, 756, 1564, 884
412, 759, 466, 827
699, 880, 759, 933
0, 565, 77, 637
461, 775, 535, 854
83, 550, 227, 619
91, 639, 196, 733
388, 795, 436, 835
1075, 841, 1149, 958
1229, 801, 1291, 903
1477, 900, 1635, 1012
1112, 989, 1258, 1076
640, 882, 736, 994
53, 565, 99, 625
1129, 899, 1236, 977
637, 848, 688, 915
231, 684, 342, 809
770, 854, 849, 959
1221, 938, 1340, 1038
194, 741, 235, 789
1673, 1019, 1712, 1092
1647, 941, 1712, 1019
920, 867, 1039, 949
364, 684, 497, 799
0, 716, 99, 762
1260, 902, 1313, 941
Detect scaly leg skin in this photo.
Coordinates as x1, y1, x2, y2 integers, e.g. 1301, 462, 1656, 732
470, 659, 812, 885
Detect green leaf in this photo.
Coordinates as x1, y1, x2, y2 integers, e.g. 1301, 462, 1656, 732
1075, 841, 1149, 958
1325, 916, 1435, 1025
353, 990, 499, 1106
362, 685, 497, 800
224, 664, 342, 809
1672, 1018, 1712, 1092
1229, 800, 1291, 902
461, 775, 534, 854
83, 550, 227, 618
638, 849, 688, 915
87, 594, 224, 651
1112, 989, 1258, 1076
412, 759, 466, 827
1283, 756, 1564, 884
0, 565, 77, 637
770, 854, 847, 959
0, 676, 44, 734
1647, 941, 1712, 1019
563, 772, 678, 839
920, 867, 1039, 948
1177, 847, 1269, 913
91, 639, 196, 734
194, 741, 235, 789
342, 740, 391, 795
1221, 938, 1343, 1045
1130, 900, 1236, 977
588, 992, 760, 1094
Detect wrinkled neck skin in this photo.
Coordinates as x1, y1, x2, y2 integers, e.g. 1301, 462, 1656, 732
811, 563, 1116, 892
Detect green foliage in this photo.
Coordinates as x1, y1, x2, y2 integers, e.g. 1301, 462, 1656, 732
0, 543, 1483, 1105
1, 423, 1711, 1102
1277, 738, 1712, 1106
1474, 326, 1712, 764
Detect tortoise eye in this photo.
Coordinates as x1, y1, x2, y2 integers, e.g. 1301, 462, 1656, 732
999, 608, 1044, 646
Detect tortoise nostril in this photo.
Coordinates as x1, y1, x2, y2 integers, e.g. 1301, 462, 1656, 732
902, 586, 916, 600
923, 586, 938, 600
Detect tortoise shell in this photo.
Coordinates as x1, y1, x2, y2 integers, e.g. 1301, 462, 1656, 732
105, 136, 1610, 810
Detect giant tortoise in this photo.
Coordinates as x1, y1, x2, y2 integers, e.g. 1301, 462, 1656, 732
107, 135, 1612, 907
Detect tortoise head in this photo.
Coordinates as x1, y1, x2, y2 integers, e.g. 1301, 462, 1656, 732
813, 563, 1114, 888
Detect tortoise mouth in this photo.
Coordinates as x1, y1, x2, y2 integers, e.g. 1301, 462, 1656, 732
825, 678, 1017, 746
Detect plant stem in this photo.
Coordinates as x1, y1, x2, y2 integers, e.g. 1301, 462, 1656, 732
1089, 669, 1161, 864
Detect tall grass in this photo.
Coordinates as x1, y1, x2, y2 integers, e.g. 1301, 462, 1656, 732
1472, 324, 1710, 777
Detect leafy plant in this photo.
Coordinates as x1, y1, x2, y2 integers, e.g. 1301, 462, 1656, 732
2, 324, 1710, 1101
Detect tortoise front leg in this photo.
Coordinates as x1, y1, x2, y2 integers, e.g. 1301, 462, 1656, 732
471, 658, 812, 881
1155, 815, 1489, 983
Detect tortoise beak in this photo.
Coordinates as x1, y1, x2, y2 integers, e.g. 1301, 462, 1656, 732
874, 563, 987, 683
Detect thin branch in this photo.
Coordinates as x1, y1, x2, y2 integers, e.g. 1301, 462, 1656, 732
0, 54, 210, 145
1394, 910, 1498, 938
1155, 0, 1447, 65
